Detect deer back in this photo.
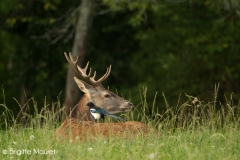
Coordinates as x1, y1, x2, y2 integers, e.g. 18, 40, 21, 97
55, 118, 153, 141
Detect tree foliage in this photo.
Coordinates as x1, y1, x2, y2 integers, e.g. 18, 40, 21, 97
0, 0, 240, 117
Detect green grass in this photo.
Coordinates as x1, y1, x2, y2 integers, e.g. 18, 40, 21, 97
1, 127, 240, 159
0, 86, 240, 159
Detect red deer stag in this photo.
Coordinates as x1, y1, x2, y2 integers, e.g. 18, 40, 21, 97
64, 52, 133, 121
55, 52, 153, 141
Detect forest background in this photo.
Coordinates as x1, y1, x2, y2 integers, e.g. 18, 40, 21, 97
0, 0, 240, 119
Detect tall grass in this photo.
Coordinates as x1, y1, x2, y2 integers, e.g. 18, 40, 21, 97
126, 86, 240, 132
0, 85, 240, 159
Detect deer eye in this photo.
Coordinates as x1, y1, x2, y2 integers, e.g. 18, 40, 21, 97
104, 94, 111, 98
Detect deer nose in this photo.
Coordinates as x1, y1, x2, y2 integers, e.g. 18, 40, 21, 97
128, 102, 133, 106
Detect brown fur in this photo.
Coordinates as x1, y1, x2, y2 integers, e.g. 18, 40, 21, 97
69, 94, 95, 121
55, 118, 153, 141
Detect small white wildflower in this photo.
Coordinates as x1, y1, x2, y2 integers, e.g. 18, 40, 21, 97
29, 135, 35, 140
69, 139, 73, 143
12, 141, 17, 144
212, 146, 215, 148
75, 136, 79, 140
104, 141, 107, 144
88, 148, 93, 151
148, 153, 157, 160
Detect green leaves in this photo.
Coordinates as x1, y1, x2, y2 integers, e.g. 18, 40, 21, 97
1, 0, 240, 116
102, 0, 154, 27
44, 2, 57, 11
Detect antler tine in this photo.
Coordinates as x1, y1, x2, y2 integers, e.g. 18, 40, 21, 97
65, 52, 82, 76
83, 61, 89, 73
64, 52, 74, 64
87, 68, 92, 77
69, 52, 79, 64
94, 65, 111, 85
92, 71, 96, 80
65, 52, 111, 86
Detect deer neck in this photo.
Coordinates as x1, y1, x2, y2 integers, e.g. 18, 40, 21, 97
70, 94, 95, 121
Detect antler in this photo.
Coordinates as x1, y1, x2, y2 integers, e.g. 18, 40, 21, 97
64, 52, 111, 86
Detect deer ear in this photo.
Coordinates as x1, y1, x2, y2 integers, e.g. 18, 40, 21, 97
74, 77, 92, 93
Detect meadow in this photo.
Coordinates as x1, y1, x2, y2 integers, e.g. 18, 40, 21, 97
0, 86, 240, 160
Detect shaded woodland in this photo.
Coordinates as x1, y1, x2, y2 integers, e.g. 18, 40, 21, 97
0, 0, 240, 118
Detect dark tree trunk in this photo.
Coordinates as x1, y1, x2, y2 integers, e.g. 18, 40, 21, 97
64, 0, 95, 119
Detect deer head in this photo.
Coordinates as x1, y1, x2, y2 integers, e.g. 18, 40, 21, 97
64, 52, 133, 121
